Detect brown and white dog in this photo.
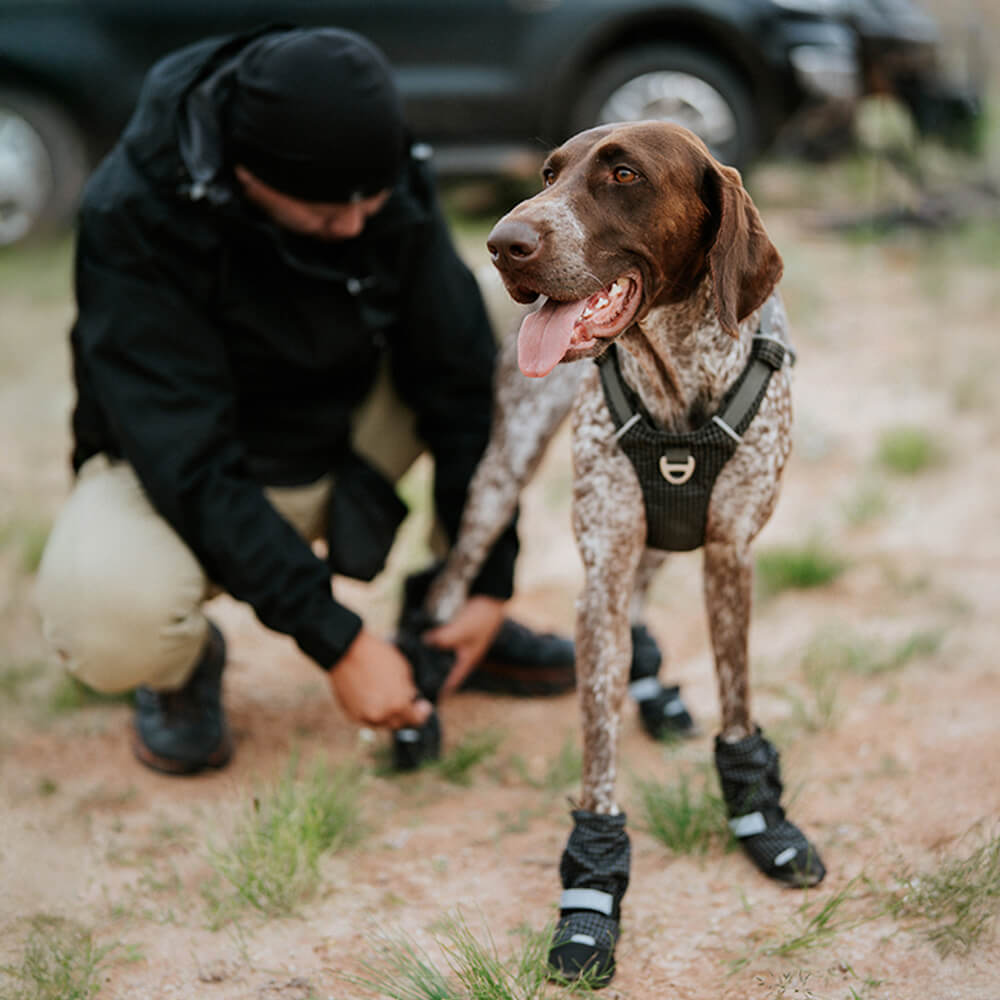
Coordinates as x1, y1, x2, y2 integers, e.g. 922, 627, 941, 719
424, 121, 826, 984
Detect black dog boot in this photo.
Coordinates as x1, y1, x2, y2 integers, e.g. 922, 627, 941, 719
391, 709, 442, 772
399, 564, 576, 697
628, 624, 695, 740
714, 727, 826, 887
548, 810, 630, 988
391, 611, 454, 771
132, 622, 232, 775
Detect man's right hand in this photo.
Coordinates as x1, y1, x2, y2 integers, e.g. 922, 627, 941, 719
328, 628, 433, 730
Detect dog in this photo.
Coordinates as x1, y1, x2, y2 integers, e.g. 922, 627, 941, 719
422, 121, 826, 984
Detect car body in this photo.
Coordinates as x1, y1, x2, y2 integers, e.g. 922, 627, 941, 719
0, 0, 979, 245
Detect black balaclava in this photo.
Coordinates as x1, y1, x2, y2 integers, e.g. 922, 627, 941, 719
227, 27, 407, 203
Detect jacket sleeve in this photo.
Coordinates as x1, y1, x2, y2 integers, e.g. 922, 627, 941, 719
71, 206, 362, 670
389, 197, 519, 600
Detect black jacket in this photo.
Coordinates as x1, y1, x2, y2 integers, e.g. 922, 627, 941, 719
69, 28, 517, 670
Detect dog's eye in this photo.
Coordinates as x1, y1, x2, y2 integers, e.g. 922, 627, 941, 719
541, 167, 556, 187
612, 166, 640, 184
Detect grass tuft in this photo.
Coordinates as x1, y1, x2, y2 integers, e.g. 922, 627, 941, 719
801, 626, 944, 679
876, 426, 943, 476
204, 755, 365, 921
635, 769, 730, 855
884, 828, 1000, 956
0, 916, 115, 1000
433, 729, 504, 786
756, 541, 847, 598
510, 733, 582, 793
349, 912, 605, 999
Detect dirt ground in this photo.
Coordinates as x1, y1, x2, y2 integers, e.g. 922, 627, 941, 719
2, 122, 1000, 998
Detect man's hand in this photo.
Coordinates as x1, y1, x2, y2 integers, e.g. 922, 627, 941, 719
423, 595, 505, 696
329, 629, 433, 730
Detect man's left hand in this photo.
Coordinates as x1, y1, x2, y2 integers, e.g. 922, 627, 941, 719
422, 595, 505, 696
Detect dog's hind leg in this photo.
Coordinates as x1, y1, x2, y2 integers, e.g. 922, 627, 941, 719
627, 550, 697, 739
703, 538, 827, 888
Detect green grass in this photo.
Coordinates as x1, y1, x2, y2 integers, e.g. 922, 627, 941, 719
48, 674, 134, 713
204, 755, 365, 921
0, 515, 51, 574
0, 916, 116, 1000
433, 728, 505, 786
756, 541, 847, 598
800, 626, 944, 680
635, 769, 730, 856
510, 733, 582, 793
841, 478, 891, 527
884, 828, 1000, 956
876, 426, 943, 476
348, 912, 606, 999
731, 879, 874, 973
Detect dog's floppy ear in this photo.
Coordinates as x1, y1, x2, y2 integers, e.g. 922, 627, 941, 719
701, 162, 783, 336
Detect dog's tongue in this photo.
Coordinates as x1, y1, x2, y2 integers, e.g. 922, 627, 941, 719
517, 297, 585, 377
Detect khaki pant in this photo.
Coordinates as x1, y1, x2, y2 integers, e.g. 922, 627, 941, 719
35, 360, 425, 694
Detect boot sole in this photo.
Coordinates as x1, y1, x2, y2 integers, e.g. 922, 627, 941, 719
130, 724, 234, 776
461, 661, 576, 697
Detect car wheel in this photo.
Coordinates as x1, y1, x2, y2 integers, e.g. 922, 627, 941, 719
0, 89, 89, 246
568, 45, 759, 169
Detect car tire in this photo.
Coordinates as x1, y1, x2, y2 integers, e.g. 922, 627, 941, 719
0, 88, 90, 246
567, 44, 759, 170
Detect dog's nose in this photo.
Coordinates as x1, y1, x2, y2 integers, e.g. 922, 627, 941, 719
487, 218, 541, 265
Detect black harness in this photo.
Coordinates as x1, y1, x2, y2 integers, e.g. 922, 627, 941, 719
596, 330, 793, 552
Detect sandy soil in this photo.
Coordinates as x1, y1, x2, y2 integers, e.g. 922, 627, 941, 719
2, 153, 999, 999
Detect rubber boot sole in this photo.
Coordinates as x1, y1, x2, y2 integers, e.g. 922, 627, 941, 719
130, 724, 233, 776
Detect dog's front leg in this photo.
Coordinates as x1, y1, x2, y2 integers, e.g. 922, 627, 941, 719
704, 538, 827, 888
547, 379, 645, 986
425, 345, 584, 622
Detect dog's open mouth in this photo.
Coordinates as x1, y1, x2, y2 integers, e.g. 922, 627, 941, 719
517, 273, 642, 378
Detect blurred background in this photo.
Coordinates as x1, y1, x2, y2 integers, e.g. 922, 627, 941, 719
0, 0, 991, 245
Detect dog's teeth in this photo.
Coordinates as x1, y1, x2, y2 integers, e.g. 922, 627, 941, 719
596, 296, 609, 308
610, 281, 622, 296
581, 306, 594, 318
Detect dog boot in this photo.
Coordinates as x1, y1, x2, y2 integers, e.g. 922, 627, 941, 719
548, 809, 630, 987
399, 563, 576, 696
391, 618, 453, 771
391, 709, 442, 772
714, 727, 826, 887
132, 622, 232, 775
628, 624, 695, 740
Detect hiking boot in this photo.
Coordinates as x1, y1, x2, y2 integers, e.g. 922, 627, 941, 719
464, 617, 576, 696
131, 622, 232, 775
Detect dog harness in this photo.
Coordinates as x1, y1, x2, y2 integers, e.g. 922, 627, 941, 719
596, 328, 793, 552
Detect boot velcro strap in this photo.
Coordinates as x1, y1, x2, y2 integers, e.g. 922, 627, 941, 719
628, 677, 662, 701
560, 888, 614, 916
729, 806, 786, 838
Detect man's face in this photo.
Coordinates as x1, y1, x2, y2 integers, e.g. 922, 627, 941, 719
235, 165, 391, 241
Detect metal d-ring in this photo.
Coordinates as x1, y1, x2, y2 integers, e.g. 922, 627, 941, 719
659, 453, 695, 485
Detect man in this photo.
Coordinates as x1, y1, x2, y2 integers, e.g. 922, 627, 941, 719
35, 25, 577, 775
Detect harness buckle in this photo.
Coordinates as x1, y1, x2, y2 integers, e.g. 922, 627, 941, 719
659, 452, 695, 485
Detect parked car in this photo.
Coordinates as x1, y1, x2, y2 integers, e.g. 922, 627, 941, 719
0, 0, 979, 246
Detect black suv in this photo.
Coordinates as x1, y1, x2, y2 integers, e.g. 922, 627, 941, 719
0, 0, 978, 245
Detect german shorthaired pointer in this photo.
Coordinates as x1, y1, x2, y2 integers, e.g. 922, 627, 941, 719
423, 121, 826, 984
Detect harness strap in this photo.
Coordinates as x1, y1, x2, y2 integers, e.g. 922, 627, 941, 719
596, 330, 790, 439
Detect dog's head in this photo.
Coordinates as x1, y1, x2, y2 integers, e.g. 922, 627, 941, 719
486, 121, 782, 377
